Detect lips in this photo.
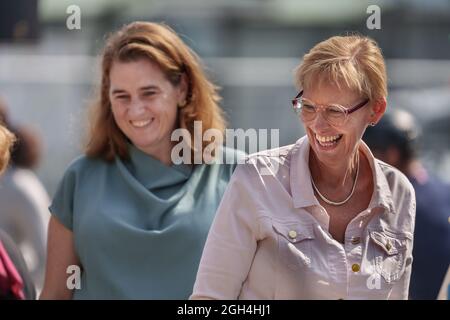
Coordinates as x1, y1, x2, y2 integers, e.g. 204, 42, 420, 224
130, 118, 154, 128
315, 133, 343, 147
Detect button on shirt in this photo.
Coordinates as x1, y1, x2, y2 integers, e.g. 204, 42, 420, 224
191, 136, 416, 300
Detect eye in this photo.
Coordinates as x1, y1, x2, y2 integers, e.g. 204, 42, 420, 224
115, 95, 130, 100
329, 107, 341, 113
302, 103, 316, 112
326, 105, 345, 117
142, 91, 156, 97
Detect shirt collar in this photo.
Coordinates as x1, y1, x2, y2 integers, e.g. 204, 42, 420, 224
290, 135, 395, 214
290, 136, 320, 209
361, 141, 395, 214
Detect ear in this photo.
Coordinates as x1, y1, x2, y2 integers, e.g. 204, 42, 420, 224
177, 73, 189, 105
369, 97, 386, 125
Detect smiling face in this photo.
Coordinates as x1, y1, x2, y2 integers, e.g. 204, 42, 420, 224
109, 58, 187, 160
302, 81, 375, 167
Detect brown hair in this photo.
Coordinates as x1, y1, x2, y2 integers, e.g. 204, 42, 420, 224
11, 126, 41, 169
85, 21, 226, 161
295, 35, 387, 101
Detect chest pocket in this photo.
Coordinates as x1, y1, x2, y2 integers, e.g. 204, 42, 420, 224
272, 220, 315, 271
367, 230, 411, 283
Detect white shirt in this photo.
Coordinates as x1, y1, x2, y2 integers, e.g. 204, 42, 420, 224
191, 136, 416, 299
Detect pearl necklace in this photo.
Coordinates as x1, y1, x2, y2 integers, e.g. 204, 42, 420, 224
310, 152, 360, 206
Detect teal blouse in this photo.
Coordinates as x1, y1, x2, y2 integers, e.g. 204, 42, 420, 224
49, 144, 244, 299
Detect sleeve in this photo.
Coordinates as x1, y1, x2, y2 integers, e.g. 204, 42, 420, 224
389, 185, 416, 300
190, 162, 265, 300
48, 161, 79, 231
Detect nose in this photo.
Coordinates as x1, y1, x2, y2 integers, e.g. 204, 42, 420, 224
309, 109, 330, 131
127, 98, 146, 117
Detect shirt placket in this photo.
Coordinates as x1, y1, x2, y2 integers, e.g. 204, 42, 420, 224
344, 209, 375, 299
311, 206, 349, 299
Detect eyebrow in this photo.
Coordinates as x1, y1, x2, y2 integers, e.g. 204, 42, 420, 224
111, 89, 127, 95
302, 96, 354, 107
111, 85, 159, 95
139, 85, 159, 91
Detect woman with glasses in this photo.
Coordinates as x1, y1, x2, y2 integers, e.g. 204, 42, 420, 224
191, 35, 416, 299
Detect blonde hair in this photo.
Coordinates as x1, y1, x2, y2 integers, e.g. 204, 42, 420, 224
0, 125, 15, 174
295, 35, 387, 101
85, 21, 226, 162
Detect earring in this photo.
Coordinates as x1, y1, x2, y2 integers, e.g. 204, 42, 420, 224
369, 122, 376, 127
178, 100, 187, 108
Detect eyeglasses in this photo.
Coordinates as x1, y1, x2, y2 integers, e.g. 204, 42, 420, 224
291, 90, 369, 127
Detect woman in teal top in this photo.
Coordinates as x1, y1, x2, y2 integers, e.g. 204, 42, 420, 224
40, 21, 243, 299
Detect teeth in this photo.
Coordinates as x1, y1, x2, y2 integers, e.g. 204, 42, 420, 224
131, 119, 152, 128
315, 134, 341, 143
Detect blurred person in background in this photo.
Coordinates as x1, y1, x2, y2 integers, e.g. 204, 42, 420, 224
40, 21, 243, 299
0, 100, 50, 295
363, 109, 450, 300
0, 124, 36, 300
192, 35, 415, 300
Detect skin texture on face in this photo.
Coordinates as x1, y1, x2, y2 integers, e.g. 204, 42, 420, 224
109, 58, 187, 165
302, 81, 380, 185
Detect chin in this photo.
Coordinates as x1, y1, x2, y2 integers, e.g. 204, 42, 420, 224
136, 139, 159, 149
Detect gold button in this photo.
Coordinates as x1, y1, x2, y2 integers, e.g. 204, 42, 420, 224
288, 230, 297, 239
351, 264, 360, 272
351, 237, 361, 245
385, 242, 392, 251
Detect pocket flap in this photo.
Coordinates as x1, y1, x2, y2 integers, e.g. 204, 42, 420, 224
369, 231, 408, 256
272, 221, 315, 244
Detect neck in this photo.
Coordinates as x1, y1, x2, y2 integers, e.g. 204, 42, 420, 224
137, 140, 174, 167
310, 148, 360, 189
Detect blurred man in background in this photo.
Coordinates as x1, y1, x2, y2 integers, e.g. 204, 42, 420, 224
364, 109, 450, 299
